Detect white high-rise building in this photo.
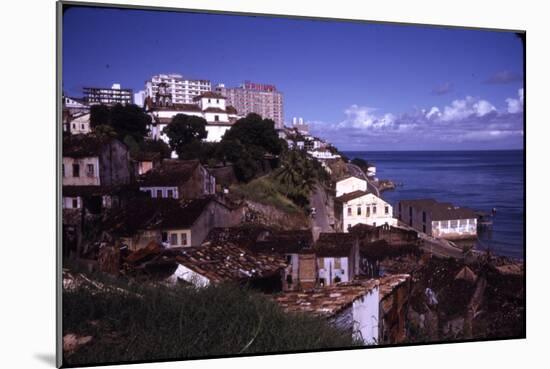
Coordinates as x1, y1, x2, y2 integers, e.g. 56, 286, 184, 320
215, 81, 284, 129
145, 74, 211, 105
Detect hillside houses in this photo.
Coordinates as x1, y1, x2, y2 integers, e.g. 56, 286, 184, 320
138, 160, 215, 199
62, 135, 132, 187
103, 197, 243, 250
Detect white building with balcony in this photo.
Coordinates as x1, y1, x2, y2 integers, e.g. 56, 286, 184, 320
145, 74, 211, 105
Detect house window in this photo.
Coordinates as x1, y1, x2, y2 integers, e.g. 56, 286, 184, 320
157, 189, 163, 198
366, 206, 370, 216
161, 232, 168, 243
167, 189, 174, 198
385, 206, 389, 214
409, 206, 413, 217
373, 206, 377, 214
72, 163, 80, 177
81, 124, 85, 129
422, 211, 426, 222
86, 164, 94, 177
181, 233, 188, 246
357, 206, 362, 216
170, 234, 178, 246
347, 207, 352, 216
72, 198, 78, 209
422, 225, 426, 233
214, 115, 219, 122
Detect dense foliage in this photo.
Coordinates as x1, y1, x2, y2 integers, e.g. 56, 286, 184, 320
162, 114, 208, 159
63, 278, 359, 366
90, 103, 151, 142
216, 113, 284, 182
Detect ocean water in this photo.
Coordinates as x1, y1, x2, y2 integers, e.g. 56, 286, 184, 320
343, 150, 525, 259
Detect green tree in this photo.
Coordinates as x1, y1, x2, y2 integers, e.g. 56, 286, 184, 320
162, 114, 207, 158
90, 104, 151, 142
90, 105, 111, 128
92, 124, 117, 139
110, 103, 151, 142
222, 113, 282, 156
139, 139, 172, 160
274, 149, 319, 208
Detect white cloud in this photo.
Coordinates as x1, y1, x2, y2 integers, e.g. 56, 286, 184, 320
340, 105, 395, 130
506, 88, 524, 114
439, 96, 495, 122
473, 100, 496, 116
426, 106, 441, 119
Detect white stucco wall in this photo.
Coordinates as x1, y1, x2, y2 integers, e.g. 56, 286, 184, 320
62, 157, 100, 186
139, 186, 179, 199
62, 196, 81, 209
352, 286, 380, 345
205, 125, 231, 142
166, 264, 210, 287
66, 113, 91, 135
203, 112, 229, 123
343, 193, 397, 231
317, 257, 350, 286
336, 176, 367, 197
198, 96, 226, 110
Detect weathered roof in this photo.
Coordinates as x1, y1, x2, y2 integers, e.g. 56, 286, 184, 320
336, 175, 367, 183
335, 190, 370, 203
62, 185, 120, 197
203, 107, 227, 113
175, 243, 286, 283
130, 151, 161, 162
193, 91, 225, 101
315, 233, 357, 257
138, 160, 201, 187
103, 197, 218, 236
203, 225, 274, 249
399, 199, 476, 220
273, 279, 379, 317
152, 103, 202, 112
226, 105, 238, 115
379, 274, 410, 301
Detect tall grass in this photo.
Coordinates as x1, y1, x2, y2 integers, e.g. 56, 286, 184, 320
63, 277, 359, 366
231, 175, 303, 214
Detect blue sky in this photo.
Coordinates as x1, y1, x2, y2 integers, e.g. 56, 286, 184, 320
63, 6, 524, 150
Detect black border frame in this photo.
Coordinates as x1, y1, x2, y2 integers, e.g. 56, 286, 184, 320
56, 1, 527, 367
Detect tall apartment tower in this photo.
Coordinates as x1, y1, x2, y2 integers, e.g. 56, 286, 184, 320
215, 81, 284, 129
83, 83, 133, 106
145, 74, 211, 105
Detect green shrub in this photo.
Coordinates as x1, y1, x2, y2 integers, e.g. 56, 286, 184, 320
63, 279, 359, 366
